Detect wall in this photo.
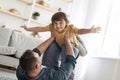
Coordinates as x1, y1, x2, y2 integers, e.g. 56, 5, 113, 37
74, 56, 89, 80
0, 0, 71, 40
84, 57, 120, 80
0, 0, 27, 29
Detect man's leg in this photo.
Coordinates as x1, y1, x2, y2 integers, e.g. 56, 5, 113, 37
42, 41, 61, 68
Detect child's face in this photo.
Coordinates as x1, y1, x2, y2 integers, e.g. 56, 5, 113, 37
53, 19, 66, 32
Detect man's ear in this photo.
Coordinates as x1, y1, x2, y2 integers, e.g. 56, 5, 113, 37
35, 63, 39, 69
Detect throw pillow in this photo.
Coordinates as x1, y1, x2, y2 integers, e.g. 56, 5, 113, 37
0, 46, 16, 55
0, 28, 13, 46
9, 31, 42, 51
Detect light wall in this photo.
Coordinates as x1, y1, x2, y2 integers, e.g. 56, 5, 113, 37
84, 57, 120, 80
0, 0, 71, 40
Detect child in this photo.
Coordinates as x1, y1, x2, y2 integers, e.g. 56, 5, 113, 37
22, 11, 101, 57
21, 12, 101, 80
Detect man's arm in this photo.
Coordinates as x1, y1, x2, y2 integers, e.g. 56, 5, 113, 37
65, 32, 74, 56
33, 27, 55, 56
52, 31, 76, 80
36, 37, 54, 55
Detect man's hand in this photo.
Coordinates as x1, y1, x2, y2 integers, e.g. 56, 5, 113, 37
36, 36, 54, 54
90, 25, 101, 33
50, 27, 56, 39
65, 30, 74, 43
65, 30, 74, 56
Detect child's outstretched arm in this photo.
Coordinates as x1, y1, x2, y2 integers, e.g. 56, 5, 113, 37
78, 25, 101, 35
21, 24, 47, 32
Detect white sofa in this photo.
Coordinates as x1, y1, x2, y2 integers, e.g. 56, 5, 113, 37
0, 28, 42, 69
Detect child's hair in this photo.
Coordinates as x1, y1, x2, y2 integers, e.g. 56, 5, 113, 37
51, 12, 69, 25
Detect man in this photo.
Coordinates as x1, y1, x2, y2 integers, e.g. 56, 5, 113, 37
16, 31, 76, 80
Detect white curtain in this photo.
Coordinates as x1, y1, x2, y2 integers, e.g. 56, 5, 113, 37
69, 0, 120, 80
70, 0, 120, 57
102, 0, 120, 57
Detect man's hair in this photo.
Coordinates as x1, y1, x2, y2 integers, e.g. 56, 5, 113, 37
51, 12, 69, 24
19, 49, 39, 73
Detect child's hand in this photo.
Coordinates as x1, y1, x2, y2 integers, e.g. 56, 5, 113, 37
21, 24, 28, 31
90, 25, 101, 33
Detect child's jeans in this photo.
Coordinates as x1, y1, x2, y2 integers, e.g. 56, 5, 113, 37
42, 41, 79, 80
42, 41, 61, 68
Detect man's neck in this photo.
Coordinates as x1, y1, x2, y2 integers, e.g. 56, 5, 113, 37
27, 69, 41, 79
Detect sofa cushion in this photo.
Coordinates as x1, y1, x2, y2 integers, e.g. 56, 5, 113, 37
9, 31, 42, 58
14, 50, 25, 58
0, 28, 12, 46
0, 46, 16, 55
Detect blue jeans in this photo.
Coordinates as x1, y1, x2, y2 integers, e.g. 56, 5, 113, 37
42, 41, 79, 80
42, 41, 79, 68
42, 41, 61, 68
60, 44, 79, 66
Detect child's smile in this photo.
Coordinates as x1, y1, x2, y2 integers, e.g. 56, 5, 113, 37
53, 19, 66, 32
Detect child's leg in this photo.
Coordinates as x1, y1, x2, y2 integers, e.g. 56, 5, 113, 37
42, 41, 61, 68
73, 45, 80, 59
60, 44, 79, 65
59, 44, 66, 65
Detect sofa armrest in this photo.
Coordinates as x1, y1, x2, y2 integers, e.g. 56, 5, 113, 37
0, 55, 19, 69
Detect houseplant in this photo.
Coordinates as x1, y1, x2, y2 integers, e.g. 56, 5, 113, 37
32, 11, 40, 20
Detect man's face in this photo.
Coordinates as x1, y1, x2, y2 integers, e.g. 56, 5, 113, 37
53, 19, 66, 32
